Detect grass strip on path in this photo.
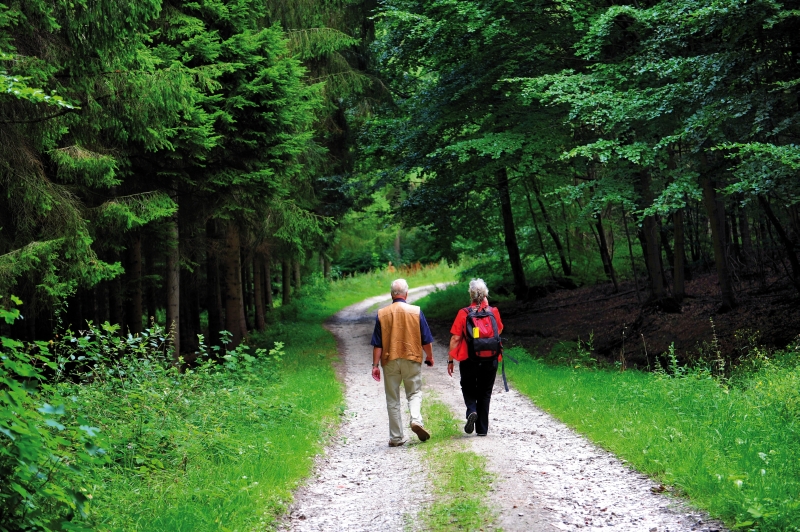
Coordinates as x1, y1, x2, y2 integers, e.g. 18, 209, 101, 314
416, 397, 497, 532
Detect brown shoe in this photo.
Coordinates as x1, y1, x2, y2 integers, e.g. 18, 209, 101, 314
411, 423, 431, 442
388, 438, 408, 447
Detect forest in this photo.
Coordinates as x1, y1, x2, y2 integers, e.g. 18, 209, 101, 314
1, 0, 800, 530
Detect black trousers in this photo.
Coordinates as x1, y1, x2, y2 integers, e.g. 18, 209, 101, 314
459, 357, 498, 435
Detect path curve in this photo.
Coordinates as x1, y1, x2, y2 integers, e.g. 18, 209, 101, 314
283, 287, 727, 532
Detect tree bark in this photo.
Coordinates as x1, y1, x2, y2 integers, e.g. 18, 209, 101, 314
595, 215, 618, 292
640, 172, 666, 300
293, 259, 302, 293
109, 251, 124, 330
673, 209, 686, 301
144, 241, 158, 326
282, 259, 291, 305
126, 233, 143, 334
738, 201, 754, 266
242, 249, 253, 330
523, 187, 555, 279
165, 199, 180, 358
758, 195, 800, 293
621, 206, 642, 304
97, 280, 110, 325
700, 175, 737, 310
254, 254, 265, 331
223, 222, 244, 348
497, 168, 527, 300
264, 259, 274, 310
531, 179, 571, 276
205, 220, 223, 348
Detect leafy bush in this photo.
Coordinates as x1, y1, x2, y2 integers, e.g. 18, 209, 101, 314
1, 297, 105, 532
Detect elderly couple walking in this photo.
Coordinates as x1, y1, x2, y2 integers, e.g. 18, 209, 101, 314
370, 278, 504, 446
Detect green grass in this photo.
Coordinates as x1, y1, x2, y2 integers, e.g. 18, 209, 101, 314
505, 345, 800, 532
71, 322, 342, 531
416, 398, 497, 531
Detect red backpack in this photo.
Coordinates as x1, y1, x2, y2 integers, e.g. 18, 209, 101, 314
463, 305, 514, 391
463, 306, 502, 359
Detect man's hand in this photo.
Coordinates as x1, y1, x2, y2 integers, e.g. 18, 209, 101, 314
447, 361, 454, 377
422, 343, 433, 367
371, 366, 381, 382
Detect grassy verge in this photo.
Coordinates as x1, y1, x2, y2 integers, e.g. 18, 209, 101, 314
505, 345, 800, 532
68, 322, 341, 531
416, 398, 497, 531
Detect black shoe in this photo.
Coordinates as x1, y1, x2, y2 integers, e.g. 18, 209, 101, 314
464, 412, 477, 434
476, 433, 487, 437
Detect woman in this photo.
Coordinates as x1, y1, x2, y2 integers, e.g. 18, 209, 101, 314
447, 278, 503, 436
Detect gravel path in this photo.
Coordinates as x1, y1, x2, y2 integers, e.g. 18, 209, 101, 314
283, 288, 727, 532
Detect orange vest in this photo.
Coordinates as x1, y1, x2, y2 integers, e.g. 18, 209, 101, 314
377, 301, 423, 365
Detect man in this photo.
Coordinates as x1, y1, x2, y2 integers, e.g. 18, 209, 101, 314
447, 279, 503, 436
370, 278, 435, 446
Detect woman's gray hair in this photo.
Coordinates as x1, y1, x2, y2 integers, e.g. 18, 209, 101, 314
468, 278, 489, 303
391, 278, 409, 297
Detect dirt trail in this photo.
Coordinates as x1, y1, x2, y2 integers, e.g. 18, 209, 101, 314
283, 287, 727, 532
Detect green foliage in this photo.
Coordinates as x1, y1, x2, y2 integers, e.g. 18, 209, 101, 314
507, 339, 800, 531
1, 297, 105, 532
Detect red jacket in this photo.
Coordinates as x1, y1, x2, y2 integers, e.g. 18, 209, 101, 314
449, 301, 503, 362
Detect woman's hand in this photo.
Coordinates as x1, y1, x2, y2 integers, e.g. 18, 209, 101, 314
447, 361, 454, 377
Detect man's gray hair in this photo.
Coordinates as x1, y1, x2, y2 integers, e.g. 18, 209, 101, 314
391, 278, 409, 298
468, 278, 489, 303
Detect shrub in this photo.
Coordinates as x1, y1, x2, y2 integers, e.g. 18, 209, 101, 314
1, 297, 105, 532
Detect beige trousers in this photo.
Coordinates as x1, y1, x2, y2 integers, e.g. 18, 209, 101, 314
382, 358, 423, 443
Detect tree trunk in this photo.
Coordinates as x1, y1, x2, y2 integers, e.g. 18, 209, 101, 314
238, 249, 248, 339
282, 259, 291, 305
293, 259, 302, 293
758, 195, 800, 293
531, 179, 571, 276
497, 168, 527, 300
640, 172, 666, 300
621, 206, 642, 304
394, 228, 401, 262
673, 209, 686, 301
165, 200, 181, 358
595, 215, 618, 292
738, 201, 754, 266
144, 241, 158, 326
206, 220, 223, 348
254, 254, 265, 331
264, 259, 274, 309
323, 254, 331, 279
179, 264, 201, 355
523, 187, 555, 279
109, 251, 124, 330
97, 279, 110, 325
223, 222, 244, 348
126, 234, 143, 334
700, 175, 737, 310
659, 219, 675, 275
242, 249, 253, 330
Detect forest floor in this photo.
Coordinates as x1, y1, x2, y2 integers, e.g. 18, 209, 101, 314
281, 287, 726, 532
478, 272, 800, 369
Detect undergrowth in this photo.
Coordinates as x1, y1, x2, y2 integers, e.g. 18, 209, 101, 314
417, 398, 496, 531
